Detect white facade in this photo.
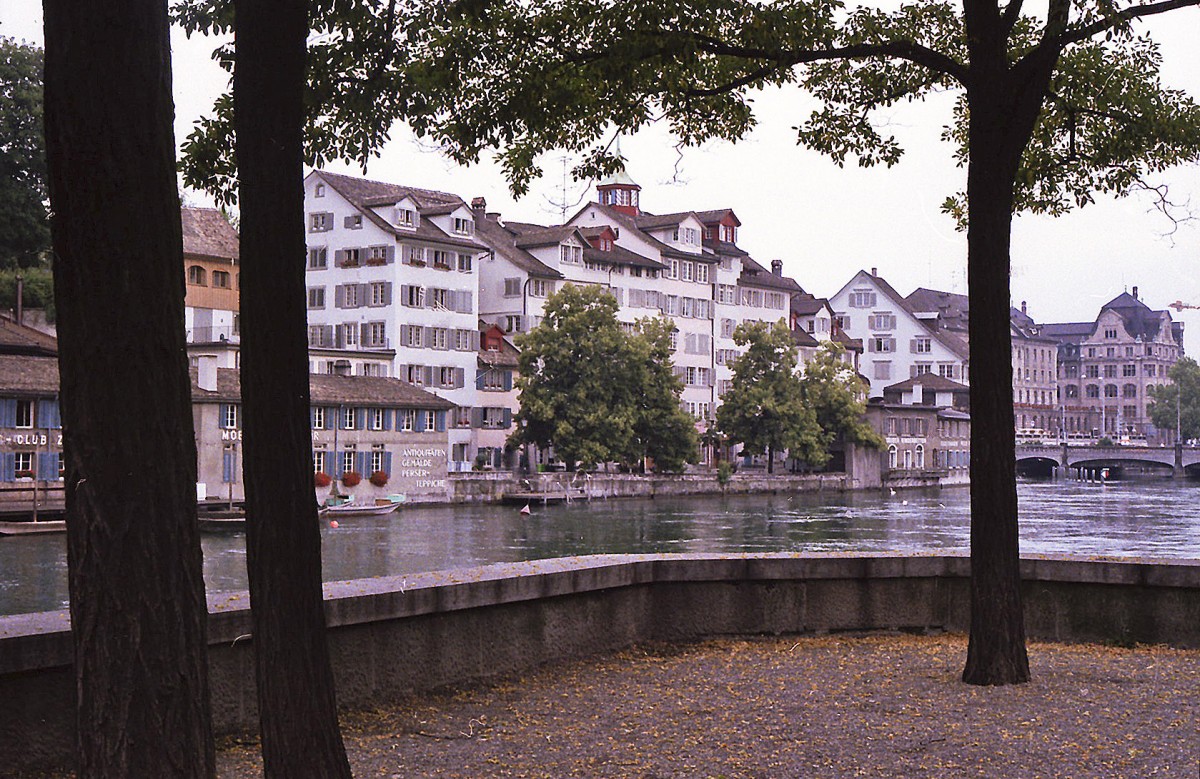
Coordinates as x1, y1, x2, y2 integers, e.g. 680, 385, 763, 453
303, 171, 487, 469
829, 270, 969, 398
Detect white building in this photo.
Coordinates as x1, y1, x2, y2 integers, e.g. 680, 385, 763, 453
829, 269, 970, 398
303, 170, 488, 469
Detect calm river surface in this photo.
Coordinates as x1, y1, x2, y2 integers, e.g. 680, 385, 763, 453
2, 478, 1198, 616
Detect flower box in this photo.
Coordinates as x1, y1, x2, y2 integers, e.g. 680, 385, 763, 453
341, 471, 362, 487
368, 470, 389, 487
314, 471, 332, 488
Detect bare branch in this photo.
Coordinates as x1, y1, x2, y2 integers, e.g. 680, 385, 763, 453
1059, 0, 1200, 47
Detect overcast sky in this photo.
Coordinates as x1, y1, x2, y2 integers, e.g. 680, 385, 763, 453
5, 4, 1199, 340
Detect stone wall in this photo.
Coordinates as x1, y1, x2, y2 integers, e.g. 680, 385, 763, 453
3, 553, 1197, 773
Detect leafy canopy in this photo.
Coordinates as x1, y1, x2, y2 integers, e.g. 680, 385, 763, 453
176, 0, 1200, 220
0, 37, 50, 268
800, 342, 885, 451
1148, 357, 1200, 442
512, 283, 697, 471
716, 320, 826, 469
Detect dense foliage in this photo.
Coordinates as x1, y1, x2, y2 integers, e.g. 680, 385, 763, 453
513, 284, 698, 472
0, 37, 50, 269
800, 342, 885, 452
716, 321, 825, 473
1148, 357, 1200, 442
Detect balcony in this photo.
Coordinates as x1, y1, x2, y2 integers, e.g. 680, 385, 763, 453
187, 326, 240, 344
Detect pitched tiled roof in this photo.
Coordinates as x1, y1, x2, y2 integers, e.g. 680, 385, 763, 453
738, 255, 803, 293
479, 337, 520, 368
191, 368, 454, 409
181, 207, 239, 261
473, 216, 562, 279
513, 226, 580, 249
791, 294, 827, 317
0, 354, 60, 394
0, 315, 58, 357
791, 328, 820, 347
1099, 292, 1179, 344
583, 244, 666, 270
1039, 322, 1096, 342
836, 270, 970, 360
693, 208, 742, 226
570, 201, 709, 263
310, 170, 483, 251
633, 211, 695, 230
884, 374, 970, 393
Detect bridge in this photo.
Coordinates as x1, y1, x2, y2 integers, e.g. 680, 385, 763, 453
1015, 443, 1200, 478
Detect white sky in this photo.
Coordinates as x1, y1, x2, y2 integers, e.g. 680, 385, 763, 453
4, 3, 1199, 339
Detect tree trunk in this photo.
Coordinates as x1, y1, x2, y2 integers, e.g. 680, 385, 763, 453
234, 0, 353, 774
766, 443, 775, 474
959, 50, 1056, 684
42, 1, 215, 774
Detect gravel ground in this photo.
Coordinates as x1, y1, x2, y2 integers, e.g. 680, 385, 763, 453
214, 633, 1197, 778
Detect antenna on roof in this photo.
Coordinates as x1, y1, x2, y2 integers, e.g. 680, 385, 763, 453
542, 154, 589, 223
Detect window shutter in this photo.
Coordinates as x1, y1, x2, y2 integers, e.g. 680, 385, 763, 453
334, 249, 345, 267
333, 285, 345, 308
707, 371, 715, 387
399, 324, 410, 346
0, 399, 15, 428
455, 368, 465, 388
360, 323, 370, 346
459, 290, 473, 313
470, 407, 484, 428
222, 450, 236, 483
476, 371, 487, 390
502, 408, 512, 428
355, 408, 367, 430
385, 245, 396, 264
1, 452, 15, 482
382, 409, 393, 431
423, 366, 435, 386
218, 404, 230, 428
38, 452, 59, 480
353, 451, 368, 476
910, 365, 918, 378
383, 451, 393, 475
471, 331, 481, 350
502, 371, 513, 391
435, 411, 447, 432
321, 325, 334, 346
414, 411, 427, 433
310, 408, 318, 428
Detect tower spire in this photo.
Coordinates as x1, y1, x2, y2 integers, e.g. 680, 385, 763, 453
596, 137, 641, 216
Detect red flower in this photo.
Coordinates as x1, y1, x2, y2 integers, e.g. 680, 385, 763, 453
369, 470, 389, 487
341, 471, 362, 487
314, 472, 332, 488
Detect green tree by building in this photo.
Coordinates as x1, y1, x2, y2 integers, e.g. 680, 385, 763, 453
1148, 357, 1200, 443
513, 283, 696, 471
0, 37, 50, 271
800, 342, 885, 454
717, 321, 825, 474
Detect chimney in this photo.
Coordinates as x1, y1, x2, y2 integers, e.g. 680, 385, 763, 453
470, 196, 486, 216
197, 355, 218, 392
871, 267, 878, 277
1132, 285, 1138, 300
771, 259, 783, 277
1021, 300, 1027, 316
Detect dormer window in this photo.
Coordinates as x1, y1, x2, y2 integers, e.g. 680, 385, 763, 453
452, 217, 474, 236
599, 237, 613, 251
720, 224, 736, 243
395, 207, 417, 229
672, 227, 699, 245
559, 244, 583, 265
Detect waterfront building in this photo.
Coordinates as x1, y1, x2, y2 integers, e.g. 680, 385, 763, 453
1008, 303, 1060, 436
1042, 288, 1184, 441
302, 170, 489, 470
182, 207, 241, 344
473, 325, 520, 470
0, 316, 63, 511
867, 375, 971, 483
192, 356, 455, 504
829, 270, 970, 398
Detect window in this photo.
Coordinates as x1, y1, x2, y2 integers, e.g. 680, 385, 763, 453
504, 278, 522, 297
1104, 328, 1118, 339
395, 207, 417, 228
1104, 384, 1119, 398
559, 244, 582, 264
764, 292, 786, 310
307, 247, 328, 269
402, 285, 425, 308
869, 336, 896, 353
915, 445, 925, 469
364, 321, 387, 347
308, 325, 331, 347
1065, 385, 1079, 399
313, 449, 326, 473
431, 250, 453, 269
888, 445, 897, 469
340, 407, 356, 430
1122, 384, 1137, 398
211, 270, 231, 288
912, 337, 931, 354
341, 284, 362, 308
1104, 365, 1117, 378
1086, 365, 1100, 378
721, 318, 736, 338
913, 363, 933, 376
345, 214, 363, 229
1086, 384, 1100, 398
315, 183, 326, 197
400, 409, 417, 431
312, 407, 326, 429
938, 364, 956, 379
221, 404, 239, 430
720, 224, 736, 242
14, 400, 34, 428
187, 265, 207, 285
504, 315, 524, 333
453, 217, 474, 235
455, 329, 475, 351
341, 449, 356, 475
458, 253, 473, 272
429, 328, 449, 350
365, 245, 390, 265
438, 366, 458, 388
696, 264, 709, 284
307, 287, 326, 309
530, 279, 551, 297
401, 245, 425, 266
681, 261, 694, 282
869, 313, 896, 330
668, 259, 679, 279
716, 285, 737, 304
371, 446, 387, 473
309, 212, 332, 232
849, 289, 876, 308
369, 281, 389, 307
370, 408, 385, 430
1122, 364, 1137, 377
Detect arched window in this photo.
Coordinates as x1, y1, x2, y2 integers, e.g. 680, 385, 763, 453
1085, 384, 1100, 398
1122, 384, 1137, 398
187, 265, 207, 285
903, 449, 913, 470
1104, 384, 1119, 398
888, 445, 897, 469
915, 444, 925, 469
211, 270, 231, 288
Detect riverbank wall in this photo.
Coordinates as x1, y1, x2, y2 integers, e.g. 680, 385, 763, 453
2, 553, 1197, 773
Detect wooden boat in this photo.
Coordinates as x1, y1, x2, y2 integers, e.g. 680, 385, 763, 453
320, 499, 403, 517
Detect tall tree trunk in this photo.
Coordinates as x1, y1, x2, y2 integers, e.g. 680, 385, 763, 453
234, 1, 353, 774
767, 443, 775, 474
42, 1, 215, 774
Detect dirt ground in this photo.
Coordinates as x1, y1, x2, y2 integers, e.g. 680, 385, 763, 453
211, 633, 1197, 778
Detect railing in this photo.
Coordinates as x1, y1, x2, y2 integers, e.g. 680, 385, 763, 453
187, 326, 240, 343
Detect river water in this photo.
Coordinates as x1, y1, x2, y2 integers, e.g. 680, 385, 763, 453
2, 478, 1198, 616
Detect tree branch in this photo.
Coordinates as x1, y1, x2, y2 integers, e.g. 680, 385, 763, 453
1000, 0, 1025, 36
1059, 0, 1200, 47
